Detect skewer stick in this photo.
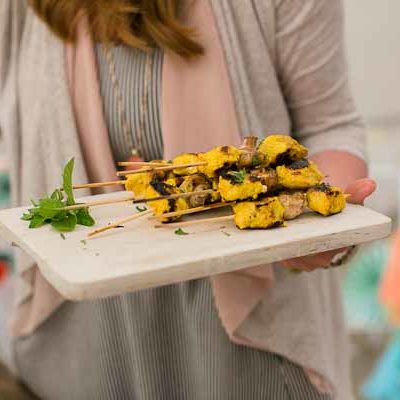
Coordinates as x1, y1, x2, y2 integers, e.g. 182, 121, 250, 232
60, 189, 215, 211
117, 161, 166, 167
72, 180, 126, 190
62, 196, 136, 211
88, 210, 152, 238
149, 202, 234, 220
117, 162, 207, 177
154, 214, 234, 229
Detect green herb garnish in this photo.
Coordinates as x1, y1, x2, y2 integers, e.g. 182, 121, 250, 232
136, 206, 148, 213
251, 155, 261, 167
227, 169, 247, 184
174, 228, 189, 236
21, 158, 95, 233
63, 158, 75, 206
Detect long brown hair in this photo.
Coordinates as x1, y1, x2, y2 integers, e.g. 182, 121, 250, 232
29, 0, 203, 59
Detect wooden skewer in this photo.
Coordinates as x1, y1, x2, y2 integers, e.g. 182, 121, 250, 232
154, 214, 234, 229
62, 196, 136, 211
117, 161, 167, 167
60, 189, 215, 211
149, 202, 234, 220
88, 210, 152, 238
117, 162, 207, 177
72, 180, 126, 190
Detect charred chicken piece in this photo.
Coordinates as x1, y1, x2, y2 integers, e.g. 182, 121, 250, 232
278, 191, 307, 220
146, 181, 188, 222
218, 170, 267, 202
276, 159, 323, 189
307, 183, 346, 216
198, 146, 241, 178
233, 197, 285, 229
258, 135, 308, 167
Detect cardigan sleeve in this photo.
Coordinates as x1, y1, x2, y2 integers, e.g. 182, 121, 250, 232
275, 0, 367, 160
0, 0, 27, 125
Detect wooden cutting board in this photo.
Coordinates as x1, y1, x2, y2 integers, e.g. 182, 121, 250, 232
0, 191, 391, 300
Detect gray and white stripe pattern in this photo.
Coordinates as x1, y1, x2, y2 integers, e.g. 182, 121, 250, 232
95, 45, 164, 162
15, 280, 332, 400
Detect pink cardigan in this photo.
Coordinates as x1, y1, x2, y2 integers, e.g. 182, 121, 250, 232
66, 1, 275, 349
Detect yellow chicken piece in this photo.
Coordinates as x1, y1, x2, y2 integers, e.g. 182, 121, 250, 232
218, 172, 267, 202
258, 135, 308, 166
211, 179, 221, 203
145, 185, 171, 217
233, 198, 285, 229
146, 183, 189, 222
173, 153, 201, 175
124, 169, 152, 198
199, 146, 241, 178
276, 160, 323, 189
307, 184, 346, 216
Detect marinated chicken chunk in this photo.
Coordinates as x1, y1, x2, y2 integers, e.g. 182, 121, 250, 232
233, 197, 285, 229
218, 170, 267, 201
276, 160, 323, 189
172, 153, 202, 175
258, 135, 308, 166
307, 183, 346, 216
199, 146, 241, 178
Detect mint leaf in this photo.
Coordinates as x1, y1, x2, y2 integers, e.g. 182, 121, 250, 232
38, 197, 64, 219
29, 214, 47, 229
51, 212, 77, 232
63, 158, 75, 206
76, 208, 95, 227
227, 170, 247, 184
174, 228, 189, 236
21, 212, 33, 221
136, 206, 147, 213
251, 155, 261, 167
51, 189, 64, 202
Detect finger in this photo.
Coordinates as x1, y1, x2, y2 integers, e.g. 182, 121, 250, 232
345, 178, 376, 204
280, 248, 348, 271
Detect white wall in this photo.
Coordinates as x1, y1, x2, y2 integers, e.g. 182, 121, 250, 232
344, 0, 400, 124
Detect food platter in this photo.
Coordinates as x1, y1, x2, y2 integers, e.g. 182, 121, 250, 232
0, 191, 391, 300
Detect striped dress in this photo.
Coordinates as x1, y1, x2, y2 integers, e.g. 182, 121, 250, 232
14, 45, 333, 400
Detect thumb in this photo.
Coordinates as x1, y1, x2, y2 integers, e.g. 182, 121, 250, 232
345, 178, 376, 204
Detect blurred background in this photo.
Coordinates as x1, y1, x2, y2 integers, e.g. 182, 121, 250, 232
0, 1, 399, 399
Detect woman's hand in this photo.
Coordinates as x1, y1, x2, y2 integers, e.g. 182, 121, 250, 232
280, 178, 376, 272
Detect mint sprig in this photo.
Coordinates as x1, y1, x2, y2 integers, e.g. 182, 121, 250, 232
21, 158, 95, 233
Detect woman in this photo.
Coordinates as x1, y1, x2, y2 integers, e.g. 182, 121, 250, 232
0, 0, 376, 399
